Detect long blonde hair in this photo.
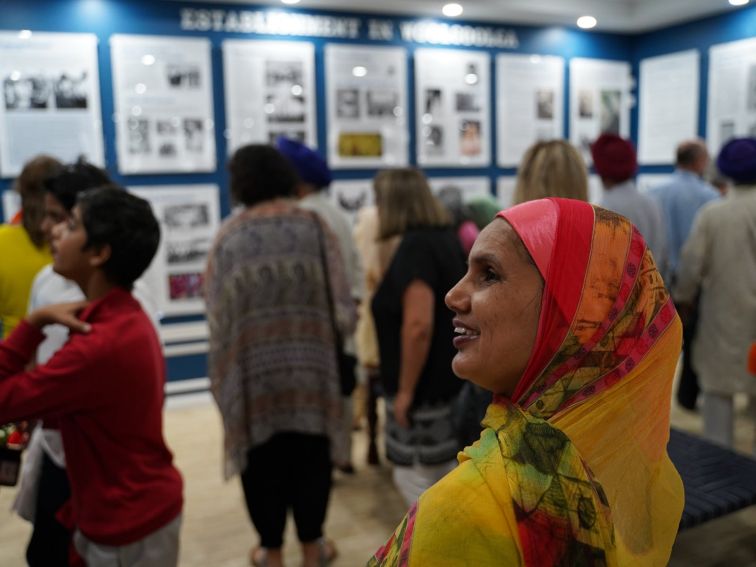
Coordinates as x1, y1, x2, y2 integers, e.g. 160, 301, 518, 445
373, 168, 451, 240
513, 140, 588, 204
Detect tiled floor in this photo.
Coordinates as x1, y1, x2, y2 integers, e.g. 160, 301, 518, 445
0, 391, 754, 566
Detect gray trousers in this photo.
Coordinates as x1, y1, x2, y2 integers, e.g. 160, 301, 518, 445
74, 514, 181, 567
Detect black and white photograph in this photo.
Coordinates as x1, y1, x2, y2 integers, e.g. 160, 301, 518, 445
127, 117, 150, 154
266, 60, 303, 88
156, 119, 179, 135
337, 189, 369, 212
268, 130, 307, 145
455, 92, 481, 112
166, 64, 201, 88
167, 237, 211, 265
54, 71, 88, 108
336, 88, 360, 119
158, 142, 177, 157
183, 119, 205, 153
164, 202, 210, 229
265, 91, 306, 124
600, 89, 621, 134
424, 88, 443, 115
3, 76, 50, 110
367, 90, 398, 117
423, 125, 444, 155
578, 89, 594, 118
536, 89, 555, 120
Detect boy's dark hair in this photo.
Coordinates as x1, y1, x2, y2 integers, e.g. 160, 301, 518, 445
44, 156, 111, 212
77, 186, 160, 290
228, 144, 298, 207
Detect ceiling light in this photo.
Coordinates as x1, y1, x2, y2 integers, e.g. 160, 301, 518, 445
442, 3, 464, 17
281, 0, 301, 4
577, 15, 598, 29
729, 0, 749, 6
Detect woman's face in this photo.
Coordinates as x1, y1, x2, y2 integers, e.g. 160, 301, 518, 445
445, 218, 543, 396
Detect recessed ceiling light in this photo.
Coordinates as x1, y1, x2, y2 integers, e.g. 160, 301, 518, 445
577, 15, 598, 29
729, 0, 749, 6
281, 0, 301, 5
442, 3, 464, 17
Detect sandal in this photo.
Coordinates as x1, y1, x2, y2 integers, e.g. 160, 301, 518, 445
318, 538, 338, 566
250, 546, 267, 567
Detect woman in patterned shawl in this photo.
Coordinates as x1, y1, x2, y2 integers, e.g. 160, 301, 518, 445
205, 145, 355, 567
369, 198, 684, 566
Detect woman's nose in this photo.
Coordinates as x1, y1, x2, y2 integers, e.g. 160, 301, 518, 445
445, 276, 470, 313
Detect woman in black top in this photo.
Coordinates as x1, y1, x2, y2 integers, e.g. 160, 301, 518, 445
371, 168, 467, 505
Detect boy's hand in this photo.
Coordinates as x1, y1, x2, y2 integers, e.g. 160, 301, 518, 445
27, 301, 91, 333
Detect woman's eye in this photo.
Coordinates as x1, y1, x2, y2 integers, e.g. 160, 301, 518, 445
483, 267, 498, 282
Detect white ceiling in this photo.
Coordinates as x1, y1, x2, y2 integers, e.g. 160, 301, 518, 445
180, 0, 746, 33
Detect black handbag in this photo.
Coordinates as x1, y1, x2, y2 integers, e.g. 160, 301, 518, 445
314, 216, 357, 397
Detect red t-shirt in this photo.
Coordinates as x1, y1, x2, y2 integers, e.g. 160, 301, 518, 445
0, 287, 183, 545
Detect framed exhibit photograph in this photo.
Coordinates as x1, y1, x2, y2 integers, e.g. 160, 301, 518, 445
496, 54, 565, 167
325, 44, 408, 168
129, 184, 221, 316
638, 50, 699, 165
415, 48, 491, 167
223, 39, 317, 154
707, 37, 756, 156
111, 35, 216, 174
0, 31, 104, 177
569, 58, 632, 164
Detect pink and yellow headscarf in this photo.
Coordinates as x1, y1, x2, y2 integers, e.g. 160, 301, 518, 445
369, 198, 684, 567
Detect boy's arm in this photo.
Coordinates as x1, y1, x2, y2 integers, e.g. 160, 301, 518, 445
0, 301, 92, 423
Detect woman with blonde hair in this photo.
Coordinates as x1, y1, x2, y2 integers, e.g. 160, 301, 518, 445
513, 140, 589, 204
371, 168, 466, 505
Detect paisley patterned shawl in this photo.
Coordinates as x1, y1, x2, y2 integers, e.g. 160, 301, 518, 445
369, 198, 684, 566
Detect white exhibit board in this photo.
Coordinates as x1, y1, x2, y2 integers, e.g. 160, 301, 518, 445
496, 177, 516, 210
0, 31, 104, 177
1, 189, 20, 222
415, 48, 491, 167
329, 179, 373, 225
129, 185, 221, 317
325, 44, 408, 168
707, 37, 756, 155
496, 54, 565, 167
569, 58, 632, 163
111, 35, 216, 174
223, 39, 317, 153
638, 50, 699, 165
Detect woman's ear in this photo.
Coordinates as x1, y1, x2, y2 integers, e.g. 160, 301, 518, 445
89, 243, 112, 268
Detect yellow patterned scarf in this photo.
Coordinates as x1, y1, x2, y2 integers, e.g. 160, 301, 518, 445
369, 198, 684, 566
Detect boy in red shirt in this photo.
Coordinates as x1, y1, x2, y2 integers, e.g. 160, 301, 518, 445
0, 186, 183, 566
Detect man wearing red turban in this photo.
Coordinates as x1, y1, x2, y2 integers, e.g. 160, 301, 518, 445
591, 133, 667, 273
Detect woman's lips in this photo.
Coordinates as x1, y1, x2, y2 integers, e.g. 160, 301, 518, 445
453, 319, 480, 348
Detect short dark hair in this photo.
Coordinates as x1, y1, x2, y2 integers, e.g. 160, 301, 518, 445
77, 186, 160, 289
228, 145, 298, 206
676, 140, 708, 168
44, 157, 111, 212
